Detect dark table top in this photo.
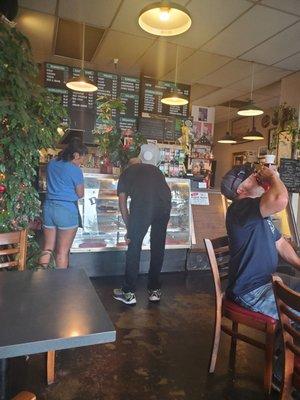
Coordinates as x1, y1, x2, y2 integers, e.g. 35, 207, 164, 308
0, 269, 116, 359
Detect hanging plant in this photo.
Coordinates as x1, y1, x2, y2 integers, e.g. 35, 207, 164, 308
0, 22, 66, 233
93, 96, 146, 168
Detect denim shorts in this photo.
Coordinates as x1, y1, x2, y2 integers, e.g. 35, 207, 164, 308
43, 200, 79, 230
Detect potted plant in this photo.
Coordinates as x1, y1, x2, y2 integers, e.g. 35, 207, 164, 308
0, 22, 65, 264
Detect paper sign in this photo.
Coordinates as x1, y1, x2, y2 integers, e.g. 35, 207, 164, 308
190, 192, 209, 205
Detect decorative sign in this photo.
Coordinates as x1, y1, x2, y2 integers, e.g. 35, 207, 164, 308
190, 191, 209, 205
279, 158, 300, 193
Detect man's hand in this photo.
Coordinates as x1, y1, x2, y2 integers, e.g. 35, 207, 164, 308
124, 232, 131, 245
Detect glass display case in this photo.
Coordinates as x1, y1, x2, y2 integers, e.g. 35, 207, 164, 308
71, 173, 191, 252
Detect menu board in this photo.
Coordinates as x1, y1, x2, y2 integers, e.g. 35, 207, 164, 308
138, 117, 165, 141
279, 158, 300, 192
140, 77, 190, 118
45, 63, 69, 88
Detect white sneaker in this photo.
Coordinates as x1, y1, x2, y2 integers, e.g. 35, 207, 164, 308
148, 289, 161, 302
113, 288, 136, 305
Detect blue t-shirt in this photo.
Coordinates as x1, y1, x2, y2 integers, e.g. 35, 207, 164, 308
226, 197, 281, 297
46, 159, 84, 205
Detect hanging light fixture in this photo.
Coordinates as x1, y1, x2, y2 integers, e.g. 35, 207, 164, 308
66, 22, 97, 92
138, 1, 191, 36
242, 117, 264, 140
161, 46, 188, 106
237, 62, 264, 117
218, 103, 237, 144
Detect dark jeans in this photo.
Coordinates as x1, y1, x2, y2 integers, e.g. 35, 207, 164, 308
122, 206, 171, 293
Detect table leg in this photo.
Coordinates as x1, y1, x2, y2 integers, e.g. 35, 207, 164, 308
0, 359, 7, 400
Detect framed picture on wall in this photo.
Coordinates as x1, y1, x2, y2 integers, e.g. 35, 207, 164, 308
277, 131, 292, 162
233, 151, 247, 166
268, 128, 278, 151
258, 145, 268, 158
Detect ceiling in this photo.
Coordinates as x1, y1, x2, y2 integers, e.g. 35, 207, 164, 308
15, 0, 300, 122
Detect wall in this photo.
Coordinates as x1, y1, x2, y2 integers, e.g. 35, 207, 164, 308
213, 111, 272, 188
280, 71, 300, 112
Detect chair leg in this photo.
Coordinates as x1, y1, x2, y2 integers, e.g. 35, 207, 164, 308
229, 321, 238, 372
264, 325, 276, 396
208, 306, 222, 373
47, 351, 55, 385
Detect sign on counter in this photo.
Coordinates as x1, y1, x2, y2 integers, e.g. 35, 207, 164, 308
190, 192, 209, 205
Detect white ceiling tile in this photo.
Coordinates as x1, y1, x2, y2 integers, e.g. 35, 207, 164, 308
19, 0, 57, 14
58, 0, 122, 27
167, 0, 252, 49
228, 66, 292, 91
197, 60, 265, 87
193, 88, 247, 107
134, 40, 194, 79
16, 9, 56, 61
202, 5, 298, 58
190, 83, 220, 101
94, 30, 154, 70
162, 50, 231, 83
274, 52, 300, 71
241, 22, 300, 65
111, 0, 189, 39
261, 0, 300, 16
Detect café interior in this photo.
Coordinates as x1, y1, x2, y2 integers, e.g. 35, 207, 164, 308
1, 1, 300, 399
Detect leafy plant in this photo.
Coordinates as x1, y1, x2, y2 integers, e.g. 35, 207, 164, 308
93, 96, 146, 168
0, 22, 66, 233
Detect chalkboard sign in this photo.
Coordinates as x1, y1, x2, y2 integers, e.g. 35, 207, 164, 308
45, 63, 69, 88
138, 117, 165, 141
140, 76, 190, 118
279, 158, 300, 192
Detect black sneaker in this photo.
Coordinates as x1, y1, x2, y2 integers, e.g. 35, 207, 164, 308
148, 289, 161, 303
113, 288, 136, 305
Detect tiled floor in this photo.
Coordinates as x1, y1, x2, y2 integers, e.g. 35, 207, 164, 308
9, 271, 280, 399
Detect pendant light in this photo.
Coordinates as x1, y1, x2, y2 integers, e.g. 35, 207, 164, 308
66, 23, 97, 93
138, 1, 191, 36
161, 46, 188, 106
242, 117, 264, 140
218, 103, 237, 144
237, 62, 264, 117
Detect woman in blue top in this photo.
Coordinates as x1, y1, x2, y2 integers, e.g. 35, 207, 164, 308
39, 139, 88, 268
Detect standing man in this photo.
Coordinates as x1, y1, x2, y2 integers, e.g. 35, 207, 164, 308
113, 157, 171, 305
221, 163, 300, 319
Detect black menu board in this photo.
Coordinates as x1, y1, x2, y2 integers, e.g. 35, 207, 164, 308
69, 68, 96, 111
140, 77, 190, 118
138, 117, 165, 141
96, 72, 118, 120
118, 76, 140, 131
279, 158, 300, 192
45, 63, 69, 88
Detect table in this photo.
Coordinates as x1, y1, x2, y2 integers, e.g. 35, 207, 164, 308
0, 269, 116, 400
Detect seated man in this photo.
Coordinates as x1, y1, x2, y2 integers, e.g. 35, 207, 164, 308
221, 163, 300, 319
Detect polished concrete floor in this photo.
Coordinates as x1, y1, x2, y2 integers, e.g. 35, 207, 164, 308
9, 271, 280, 400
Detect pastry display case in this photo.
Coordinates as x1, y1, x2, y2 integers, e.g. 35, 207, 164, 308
71, 173, 191, 252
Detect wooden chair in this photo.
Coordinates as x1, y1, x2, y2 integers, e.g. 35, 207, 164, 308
12, 392, 36, 400
272, 275, 300, 399
204, 236, 278, 395
0, 230, 54, 385
0, 230, 27, 270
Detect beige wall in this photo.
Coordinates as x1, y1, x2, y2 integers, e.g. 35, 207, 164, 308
213, 111, 273, 188
280, 71, 300, 112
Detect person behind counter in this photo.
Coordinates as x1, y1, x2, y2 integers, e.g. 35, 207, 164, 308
113, 152, 171, 305
39, 139, 88, 268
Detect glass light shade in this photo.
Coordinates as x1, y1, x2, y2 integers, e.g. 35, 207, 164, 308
161, 89, 188, 105
242, 127, 264, 141
66, 71, 97, 92
237, 101, 264, 116
138, 2, 191, 36
217, 132, 237, 144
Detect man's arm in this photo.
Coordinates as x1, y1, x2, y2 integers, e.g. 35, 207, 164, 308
276, 236, 300, 270
259, 166, 288, 218
118, 192, 129, 229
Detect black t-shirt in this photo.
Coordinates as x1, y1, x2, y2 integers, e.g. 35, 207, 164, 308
117, 163, 171, 210
226, 197, 281, 297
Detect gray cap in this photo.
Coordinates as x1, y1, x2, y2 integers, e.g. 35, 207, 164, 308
221, 164, 254, 200
139, 143, 160, 166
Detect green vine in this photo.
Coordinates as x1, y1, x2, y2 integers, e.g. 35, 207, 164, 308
93, 96, 146, 168
0, 22, 66, 233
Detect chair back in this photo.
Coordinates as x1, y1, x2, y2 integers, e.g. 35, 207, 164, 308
272, 275, 300, 398
0, 229, 27, 270
203, 236, 230, 302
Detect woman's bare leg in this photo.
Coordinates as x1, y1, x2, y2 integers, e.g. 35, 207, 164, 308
55, 228, 78, 268
39, 227, 56, 267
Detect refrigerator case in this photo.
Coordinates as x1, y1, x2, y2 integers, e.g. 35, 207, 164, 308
71, 173, 191, 252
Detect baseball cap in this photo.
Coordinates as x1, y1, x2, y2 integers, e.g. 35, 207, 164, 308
221, 163, 255, 200
139, 143, 160, 166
